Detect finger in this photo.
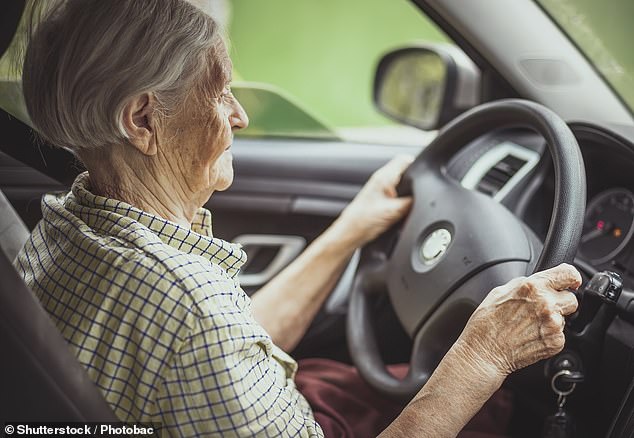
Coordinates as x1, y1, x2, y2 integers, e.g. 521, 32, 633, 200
390, 154, 416, 169
550, 311, 565, 331
376, 156, 415, 198
387, 197, 413, 218
375, 155, 415, 184
531, 263, 582, 291
553, 290, 579, 316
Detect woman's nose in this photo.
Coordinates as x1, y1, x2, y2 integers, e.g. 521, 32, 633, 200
230, 98, 249, 131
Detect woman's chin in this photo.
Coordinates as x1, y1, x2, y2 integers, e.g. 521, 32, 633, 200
215, 179, 233, 192
211, 170, 234, 192
206, 155, 234, 192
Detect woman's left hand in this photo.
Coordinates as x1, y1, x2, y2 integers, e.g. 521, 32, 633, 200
254, 155, 414, 349
334, 155, 415, 248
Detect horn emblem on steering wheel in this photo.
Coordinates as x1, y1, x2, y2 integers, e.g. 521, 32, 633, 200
420, 228, 452, 265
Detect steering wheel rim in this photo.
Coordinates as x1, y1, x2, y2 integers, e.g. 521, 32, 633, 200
346, 99, 586, 399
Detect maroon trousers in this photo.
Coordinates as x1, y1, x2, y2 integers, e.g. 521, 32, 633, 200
295, 359, 513, 438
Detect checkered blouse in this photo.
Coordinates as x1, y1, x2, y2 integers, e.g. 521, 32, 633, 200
15, 172, 323, 437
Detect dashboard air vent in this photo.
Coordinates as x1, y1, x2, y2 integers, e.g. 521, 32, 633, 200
476, 154, 527, 196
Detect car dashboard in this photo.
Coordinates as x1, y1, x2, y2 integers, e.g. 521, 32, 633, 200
446, 122, 634, 437
525, 124, 634, 281
447, 123, 634, 280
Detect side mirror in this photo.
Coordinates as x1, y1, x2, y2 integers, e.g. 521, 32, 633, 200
374, 43, 481, 130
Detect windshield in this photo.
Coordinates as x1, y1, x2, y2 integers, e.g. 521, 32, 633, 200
537, 0, 634, 113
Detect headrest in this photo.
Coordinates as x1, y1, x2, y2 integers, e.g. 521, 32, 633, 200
0, 1, 26, 58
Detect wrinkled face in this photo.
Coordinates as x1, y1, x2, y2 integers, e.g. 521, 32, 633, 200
161, 49, 248, 198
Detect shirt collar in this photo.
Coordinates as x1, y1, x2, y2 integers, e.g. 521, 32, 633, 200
68, 172, 247, 278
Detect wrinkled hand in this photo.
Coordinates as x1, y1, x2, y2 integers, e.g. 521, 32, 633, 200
455, 263, 581, 377
336, 155, 414, 247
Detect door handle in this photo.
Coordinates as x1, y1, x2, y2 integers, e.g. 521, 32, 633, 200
234, 234, 306, 287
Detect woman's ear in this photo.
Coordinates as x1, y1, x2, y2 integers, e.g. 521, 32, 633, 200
121, 93, 158, 156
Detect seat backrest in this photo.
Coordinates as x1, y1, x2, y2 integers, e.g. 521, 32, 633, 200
0, 2, 117, 423
0, 243, 118, 421
0, 189, 30, 262
0, 1, 25, 57
0, 0, 30, 261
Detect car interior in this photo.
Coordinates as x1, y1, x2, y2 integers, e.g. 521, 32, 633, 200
2, 0, 634, 437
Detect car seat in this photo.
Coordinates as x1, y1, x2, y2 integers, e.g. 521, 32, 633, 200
0, 240, 118, 421
0, 0, 117, 422
0, 189, 29, 262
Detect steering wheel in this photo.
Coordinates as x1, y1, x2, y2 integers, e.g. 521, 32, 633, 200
346, 99, 586, 399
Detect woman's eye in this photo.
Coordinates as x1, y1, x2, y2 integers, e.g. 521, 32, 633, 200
212, 87, 233, 105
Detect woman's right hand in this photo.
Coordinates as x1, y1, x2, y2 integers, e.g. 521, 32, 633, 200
381, 263, 582, 437
455, 263, 582, 377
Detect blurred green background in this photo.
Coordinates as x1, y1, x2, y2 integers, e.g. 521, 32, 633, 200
229, 0, 634, 130
228, 0, 447, 129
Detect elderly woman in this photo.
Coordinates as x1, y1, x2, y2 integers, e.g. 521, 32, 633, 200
15, 0, 581, 437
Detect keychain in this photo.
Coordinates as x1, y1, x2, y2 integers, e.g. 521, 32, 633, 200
542, 369, 581, 438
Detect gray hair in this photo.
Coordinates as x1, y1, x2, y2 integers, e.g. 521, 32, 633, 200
22, 0, 228, 154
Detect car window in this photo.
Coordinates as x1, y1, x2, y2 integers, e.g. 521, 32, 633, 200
227, 0, 448, 142
0, 11, 30, 126
536, 0, 634, 115
0, 0, 449, 144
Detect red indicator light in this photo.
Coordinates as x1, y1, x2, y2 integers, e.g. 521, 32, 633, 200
597, 220, 605, 230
